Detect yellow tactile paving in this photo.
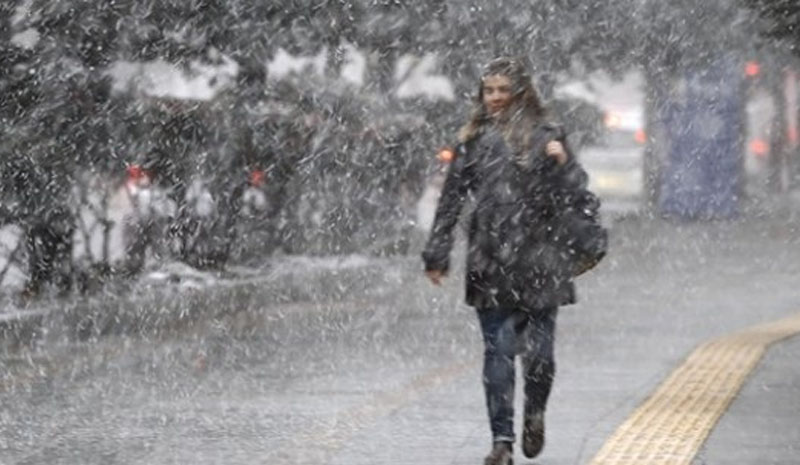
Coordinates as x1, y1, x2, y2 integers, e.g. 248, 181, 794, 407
589, 312, 800, 465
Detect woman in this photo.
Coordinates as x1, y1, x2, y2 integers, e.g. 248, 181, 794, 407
422, 57, 591, 465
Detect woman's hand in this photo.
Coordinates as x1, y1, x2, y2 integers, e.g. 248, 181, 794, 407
425, 269, 446, 286
545, 141, 568, 165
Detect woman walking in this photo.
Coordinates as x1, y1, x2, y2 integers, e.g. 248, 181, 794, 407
422, 57, 598, 465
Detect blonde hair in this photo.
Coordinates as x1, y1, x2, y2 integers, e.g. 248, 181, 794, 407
458, 57, 546, 155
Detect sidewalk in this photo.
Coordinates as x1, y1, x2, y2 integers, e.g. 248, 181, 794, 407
321, 213, 800, 465
573, 213, 800, 464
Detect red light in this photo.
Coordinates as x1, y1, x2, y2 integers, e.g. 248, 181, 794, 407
634, 129, 647, 144
249, 169, 266, 187
126, 164, 152, 187
745, 61, 761, 77
749, 138, 769, 157
127, 164, 144, 181
438, 147, 454, 163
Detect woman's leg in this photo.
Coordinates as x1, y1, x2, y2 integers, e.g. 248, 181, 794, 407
521, 307, 558, 410
477, 307, 526, 444
520, 306, 558, 458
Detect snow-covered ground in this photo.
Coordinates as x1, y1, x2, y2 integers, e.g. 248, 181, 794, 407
0, 176, 239, 290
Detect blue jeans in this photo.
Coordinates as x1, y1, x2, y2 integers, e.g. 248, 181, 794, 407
477, 306, 558, 443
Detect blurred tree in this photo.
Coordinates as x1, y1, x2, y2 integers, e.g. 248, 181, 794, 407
0, 0, 128, 293
626, 0, 755, 209
744, 0, 800, 190
0, 1, 36, 137
2, 0, 767, 264
744, 0, 800, 56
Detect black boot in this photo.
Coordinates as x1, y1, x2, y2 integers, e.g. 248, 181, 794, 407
522, 409, 545, 458
484, 441, 513, 465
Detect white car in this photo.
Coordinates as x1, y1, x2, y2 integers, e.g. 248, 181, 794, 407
556, 70, 646, 216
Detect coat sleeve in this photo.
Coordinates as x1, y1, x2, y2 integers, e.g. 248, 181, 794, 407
548, 124, 589, 191
547, 126, 603, 222
421, 143, 474, 272
530, 123, 594, 214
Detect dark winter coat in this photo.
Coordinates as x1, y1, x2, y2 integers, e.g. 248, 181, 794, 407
422, 122, 598, 311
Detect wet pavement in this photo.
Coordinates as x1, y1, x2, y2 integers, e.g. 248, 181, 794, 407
1, 214, 799, 464
693, 334, 800, 465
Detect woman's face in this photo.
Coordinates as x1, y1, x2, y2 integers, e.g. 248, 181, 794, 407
482, 74, 513, 118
